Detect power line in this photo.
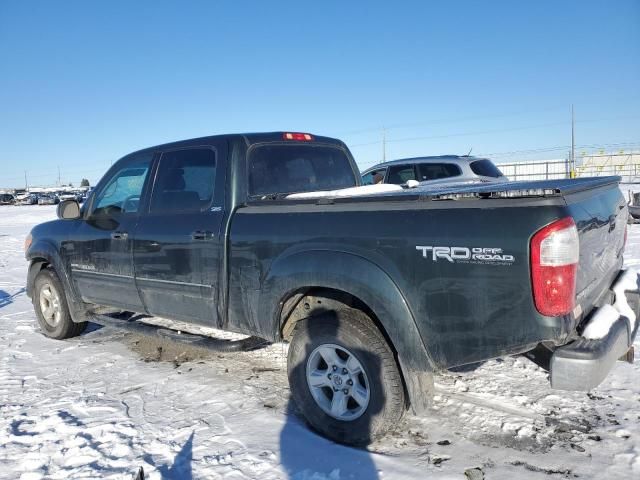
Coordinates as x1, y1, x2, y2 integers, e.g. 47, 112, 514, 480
2, 169, 103, 182
571, 105, 576, 174
349, 121, 570, 148
382, 127, 386, 162
335, 105, 569, 138
336, 94, 640, 138
479, 146, 570, 157
348, 114, 640, 149
480, 141, 640, 158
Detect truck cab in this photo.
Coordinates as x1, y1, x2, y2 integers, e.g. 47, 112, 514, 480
28, 133, 359, 325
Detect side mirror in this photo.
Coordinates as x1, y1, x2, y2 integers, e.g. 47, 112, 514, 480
57, 200, 81, 220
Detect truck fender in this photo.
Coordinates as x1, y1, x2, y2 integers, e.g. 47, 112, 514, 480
260, 250, 435, 414
27, 240, 89, 323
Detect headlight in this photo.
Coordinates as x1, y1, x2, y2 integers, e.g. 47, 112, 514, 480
24, 233, 32, 254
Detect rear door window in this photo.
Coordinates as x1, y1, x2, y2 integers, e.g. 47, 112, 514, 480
248, 144, 356, 196
387, 165, 416, 184
150, 148, 217, 213
417, 163, 462, 181
470, 159, 504, 178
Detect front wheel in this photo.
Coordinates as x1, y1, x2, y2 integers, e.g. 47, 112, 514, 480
287, 309, 405, 445
33, 268, 87, 339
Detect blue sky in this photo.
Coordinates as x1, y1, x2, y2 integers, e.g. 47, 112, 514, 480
1, 0, 639, 187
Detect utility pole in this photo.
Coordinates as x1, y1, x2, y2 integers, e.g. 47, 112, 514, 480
57, 166, 61, 186
382, 127, 387, 163
24, 170, 28, 190
570, 104, 575, 177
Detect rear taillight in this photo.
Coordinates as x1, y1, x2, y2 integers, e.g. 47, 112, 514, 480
530, 217, 579, 316
283, 132, 313, 141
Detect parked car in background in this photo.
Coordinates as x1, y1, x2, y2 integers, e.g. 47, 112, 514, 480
58, 192, 78, 202
37, 194, 58, 205
0, 193, 15, 205
79, 188, 93, 203
361, 155, 507, 186
17, 194, 38, 205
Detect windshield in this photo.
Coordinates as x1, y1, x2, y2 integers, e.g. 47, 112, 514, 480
248, 144, 356, 197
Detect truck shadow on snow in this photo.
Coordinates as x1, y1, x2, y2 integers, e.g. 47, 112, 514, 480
280, 318, 381, 480
142, 432, 194, 480
279, 407, 380, 480
0, 287, 26, 308
56, 409, 195, 480
115, 321, 615, 478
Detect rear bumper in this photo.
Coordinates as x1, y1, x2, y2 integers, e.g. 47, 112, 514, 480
550, 269, 640, 391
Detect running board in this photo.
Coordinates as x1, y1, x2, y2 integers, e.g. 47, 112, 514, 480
91, 314, 270, 352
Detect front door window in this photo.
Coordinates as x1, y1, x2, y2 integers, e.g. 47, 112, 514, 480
92, 155, 152, 217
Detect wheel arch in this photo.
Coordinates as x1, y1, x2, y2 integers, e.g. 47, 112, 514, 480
26, 239, 66, 297
260, 250, 435, 414
26, 240, 89, 322
27, 257, 49, 298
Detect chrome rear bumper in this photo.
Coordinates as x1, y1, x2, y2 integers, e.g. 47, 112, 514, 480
550, 269, 640, 391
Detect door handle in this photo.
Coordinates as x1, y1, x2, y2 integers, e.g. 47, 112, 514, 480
111, 231, 128, 240
191, 230, 213, 241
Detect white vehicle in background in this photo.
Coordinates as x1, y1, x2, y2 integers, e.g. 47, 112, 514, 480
361, 155, 507, 186
37, 194, 58, 205
16, 194, 39, 205
58, 192, 78, 202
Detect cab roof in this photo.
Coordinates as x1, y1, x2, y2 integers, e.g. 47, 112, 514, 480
127, 132, 345, 158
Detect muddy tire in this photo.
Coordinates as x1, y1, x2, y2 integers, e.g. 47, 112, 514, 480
287, 309, 405, 445
33, 268, 87, 339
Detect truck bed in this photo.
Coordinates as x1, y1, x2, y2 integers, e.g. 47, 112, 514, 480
232, 176, 626, 369
282, 176, 621, 204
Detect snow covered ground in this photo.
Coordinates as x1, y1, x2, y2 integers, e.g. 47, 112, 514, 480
1, 203, 639, 480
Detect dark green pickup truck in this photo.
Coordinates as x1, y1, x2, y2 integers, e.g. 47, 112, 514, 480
25, 132, 639, 445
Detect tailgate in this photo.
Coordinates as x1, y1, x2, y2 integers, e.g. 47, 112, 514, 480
416, 175, 627, 327
565, 180, 627, 317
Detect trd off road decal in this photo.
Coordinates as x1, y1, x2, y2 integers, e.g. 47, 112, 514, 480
416, 246, 515, 265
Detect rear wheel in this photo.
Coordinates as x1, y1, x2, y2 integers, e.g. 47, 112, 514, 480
33, 268, 87, 339
287, 309, 405, 445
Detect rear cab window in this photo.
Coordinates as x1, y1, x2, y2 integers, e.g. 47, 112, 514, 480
470, 159, 504, 178
248, 144, 356, 197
